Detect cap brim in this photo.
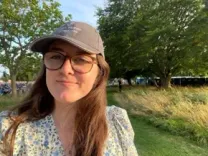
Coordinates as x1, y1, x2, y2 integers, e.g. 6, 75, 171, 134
29, 35, 100, 55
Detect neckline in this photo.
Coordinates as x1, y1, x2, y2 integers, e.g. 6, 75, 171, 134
46, 107, 111, 155
47, 114, 65, 154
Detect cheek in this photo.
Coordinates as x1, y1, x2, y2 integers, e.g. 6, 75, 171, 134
46, 70, 56, 86
79, 70, 98, 92
46, 70, 57, 95
78, 65, 100, 95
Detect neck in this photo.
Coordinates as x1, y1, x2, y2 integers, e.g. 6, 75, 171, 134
52, 100, 77, 130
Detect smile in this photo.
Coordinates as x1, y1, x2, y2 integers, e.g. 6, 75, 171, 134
56, 80, 78, 86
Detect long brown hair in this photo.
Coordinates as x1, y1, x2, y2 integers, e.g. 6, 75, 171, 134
2, 55, 110, 156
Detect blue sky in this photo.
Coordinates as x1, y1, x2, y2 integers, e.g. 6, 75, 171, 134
0, 0, 106, 77
59, 0, 106, 26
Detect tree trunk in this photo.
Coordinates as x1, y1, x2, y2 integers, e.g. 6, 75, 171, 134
11, 74, 17, 97
127, 78, 132, 85
160, 74, 172, 88
151, 76, 159, 88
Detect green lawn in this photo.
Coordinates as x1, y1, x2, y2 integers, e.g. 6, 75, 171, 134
107, 91, 208, 156
0, 95, 20, 110
131, 115, 207, 156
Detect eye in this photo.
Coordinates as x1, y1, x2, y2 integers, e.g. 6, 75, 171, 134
45, 52, 65, 61
73, 56, 92, 64
50, 54, 62, 60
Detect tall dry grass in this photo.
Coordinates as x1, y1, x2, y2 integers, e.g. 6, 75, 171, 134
113, 86, 208, 146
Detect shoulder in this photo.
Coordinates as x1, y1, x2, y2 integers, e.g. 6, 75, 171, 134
106, 105, 134, 138
106, 106, 139, 155
106, 106, 129, 124
0, 111, 15, 140
0, 110, 13, 155
0, 111, 13, 127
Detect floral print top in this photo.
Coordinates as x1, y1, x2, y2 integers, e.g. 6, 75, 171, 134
0, 105, 138, 156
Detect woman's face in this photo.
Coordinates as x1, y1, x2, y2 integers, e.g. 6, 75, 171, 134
45, 40, 99, 105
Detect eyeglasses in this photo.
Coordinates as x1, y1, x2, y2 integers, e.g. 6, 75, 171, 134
43, 52, 98, 73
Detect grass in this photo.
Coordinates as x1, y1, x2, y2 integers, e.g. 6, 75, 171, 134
0, 95, 22, 110
107, 86, 208, 155
108, 86, 208, 147
131, 115, 208, 156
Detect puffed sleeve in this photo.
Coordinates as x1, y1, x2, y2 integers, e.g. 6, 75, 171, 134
108, 106, 139, 156
0, 111, 11, 155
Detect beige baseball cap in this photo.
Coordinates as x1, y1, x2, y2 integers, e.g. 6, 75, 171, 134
29, 21, 105, 58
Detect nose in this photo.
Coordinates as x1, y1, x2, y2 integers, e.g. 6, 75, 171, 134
60, 58, 75, 75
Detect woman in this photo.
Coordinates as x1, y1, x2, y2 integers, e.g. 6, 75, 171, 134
0, 21, 138, 156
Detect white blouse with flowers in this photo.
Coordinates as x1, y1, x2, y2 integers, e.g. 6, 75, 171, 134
0, 105, 138, 156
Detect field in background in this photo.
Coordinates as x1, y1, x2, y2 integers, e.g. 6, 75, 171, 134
108, 86, 208, 147
0, 95, 23, 110
107, 86, 208, 155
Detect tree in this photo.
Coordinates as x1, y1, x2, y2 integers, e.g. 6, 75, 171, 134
205, 0, 208, 9
0, 70, 10, 82
97, 0, 208, 88
0, 0, 71, 96
128, 0, 208, 88
96, 0, 140, 81
16, 54, 42, 81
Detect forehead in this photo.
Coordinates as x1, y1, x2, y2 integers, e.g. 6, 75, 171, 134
48, 40, 96, 56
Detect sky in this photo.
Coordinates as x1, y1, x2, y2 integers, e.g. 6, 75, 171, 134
0, 0, 106, 77
58, 0, 106, 26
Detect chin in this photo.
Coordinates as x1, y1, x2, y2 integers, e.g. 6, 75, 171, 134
56, 92, 82, 104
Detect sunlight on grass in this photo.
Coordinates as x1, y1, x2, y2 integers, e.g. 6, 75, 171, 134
112, 86, 208, 146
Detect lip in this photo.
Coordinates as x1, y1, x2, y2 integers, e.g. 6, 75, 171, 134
56, 80, 78, 83
56, 80, 78, 86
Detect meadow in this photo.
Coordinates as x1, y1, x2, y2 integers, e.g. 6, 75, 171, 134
108, 86, 208, 155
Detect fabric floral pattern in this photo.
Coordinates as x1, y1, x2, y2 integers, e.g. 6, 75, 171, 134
0, 106, 138, 156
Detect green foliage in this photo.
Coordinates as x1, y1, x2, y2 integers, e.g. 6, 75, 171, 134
0, 0, 71, 96
0, 70, 10, 81
16, 54, 42, 81
96, 0, 140, 78
97, 0, 208, 88
129, 0, 208, 87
